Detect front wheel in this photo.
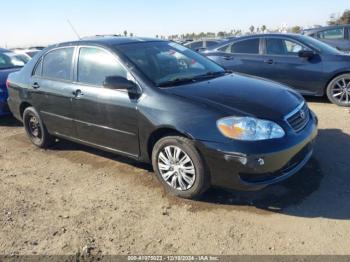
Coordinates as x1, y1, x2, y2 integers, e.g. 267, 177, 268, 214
152, 136, 210, 199
23, 107, 54, 148
326, 74, 350, 107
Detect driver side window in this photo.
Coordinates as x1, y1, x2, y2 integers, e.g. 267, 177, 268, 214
77, 47, 128, 86
266, 38, 305, 56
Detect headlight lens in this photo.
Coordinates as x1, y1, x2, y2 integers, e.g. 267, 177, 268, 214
217, 117, 285, 141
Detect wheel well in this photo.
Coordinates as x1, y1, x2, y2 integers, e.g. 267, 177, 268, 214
147, 128, 191, 160
325, 72, 350, 91
19, 102, 32, 119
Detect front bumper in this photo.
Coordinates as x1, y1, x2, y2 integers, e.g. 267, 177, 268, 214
196, 111, 318, 191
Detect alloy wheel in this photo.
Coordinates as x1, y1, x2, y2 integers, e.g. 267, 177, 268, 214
157, 145, 196, 191
331, 77, 350, 105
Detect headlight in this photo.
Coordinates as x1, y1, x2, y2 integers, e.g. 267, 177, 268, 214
217, 117, 285, 141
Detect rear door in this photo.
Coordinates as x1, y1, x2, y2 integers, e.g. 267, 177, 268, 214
30, 47, 77, 137
213, 38, 267, 77
261, 37, 323, 94
71, 46, 139, 157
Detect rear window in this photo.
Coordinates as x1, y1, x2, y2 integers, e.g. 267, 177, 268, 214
42, 47, 74, 81
0, 52, 27, 70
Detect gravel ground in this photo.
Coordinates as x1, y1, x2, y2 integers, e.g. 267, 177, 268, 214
0, 98, 350, 256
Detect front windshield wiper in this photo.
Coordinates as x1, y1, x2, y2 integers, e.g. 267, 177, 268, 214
157, 77, 196, 87
193, 70, 227, 80
156, 70, 230, 88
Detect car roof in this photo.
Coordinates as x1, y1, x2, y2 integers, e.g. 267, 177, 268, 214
208, 33, 305, 50
52, 36, 166, 49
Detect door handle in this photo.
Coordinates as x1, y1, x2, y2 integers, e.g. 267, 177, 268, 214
264, 59, 274, 64
223, 56, 234, 60
72, 89, 84, 97
32, 82, 40, 89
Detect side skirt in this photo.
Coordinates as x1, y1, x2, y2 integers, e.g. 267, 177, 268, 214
53, 132, 140, 160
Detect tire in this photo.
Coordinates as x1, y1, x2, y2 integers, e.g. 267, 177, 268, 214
326, 73, 350, 107
152, 136, 210, 199
23, 107, 54, 148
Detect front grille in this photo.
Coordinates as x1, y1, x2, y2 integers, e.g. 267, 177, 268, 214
286, 102, 310, 132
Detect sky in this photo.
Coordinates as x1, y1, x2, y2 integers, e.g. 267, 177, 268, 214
0, 0, 348, 47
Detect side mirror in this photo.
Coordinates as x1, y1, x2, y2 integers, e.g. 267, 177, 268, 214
298, 50, 315, 59
103, 76, 138, 93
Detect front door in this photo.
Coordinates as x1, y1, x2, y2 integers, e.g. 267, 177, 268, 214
261, 37, 324, 95
71, 46, 139, 157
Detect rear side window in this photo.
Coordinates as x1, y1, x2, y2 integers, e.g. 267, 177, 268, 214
42, 48, 74, 81
318, 28, 345, 40
77, 47, 128, 86
189, 41, 203, 49
231, 39, 260, 54
206, 41, 219, 47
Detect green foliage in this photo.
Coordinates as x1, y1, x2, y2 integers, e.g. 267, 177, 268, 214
328, 10, 350, 25
291, 26, 302, 33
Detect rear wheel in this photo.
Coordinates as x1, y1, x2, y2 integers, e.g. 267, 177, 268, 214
326, 74, 350, 107
152, 136, 210, 199
23, 107, 54, 148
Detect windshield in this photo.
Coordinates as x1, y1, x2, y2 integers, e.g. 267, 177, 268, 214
115, 41, 225, 87
0, 52, 27, 70
298, 35, 342, 54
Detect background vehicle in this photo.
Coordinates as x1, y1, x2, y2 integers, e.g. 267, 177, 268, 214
205, 34, 350, 106
7, 37, 317, 199
0, 48, 27, 115
11, 47, 42, 58
184, 39, 223, 52
303, 25, 350, 51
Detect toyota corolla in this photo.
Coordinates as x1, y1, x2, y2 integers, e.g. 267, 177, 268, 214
6, 37, 318, 199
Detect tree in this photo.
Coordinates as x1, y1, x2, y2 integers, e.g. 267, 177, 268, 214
261, 25, 267, 33
217, 31, 225, 38
291, 26, 302, 33
328, 10, 350, 25
123, 30, 128, 37
130, 33, 134, 37
249, 25, 255, 34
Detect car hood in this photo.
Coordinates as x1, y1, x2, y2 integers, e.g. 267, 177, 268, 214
164, 74, 304, 120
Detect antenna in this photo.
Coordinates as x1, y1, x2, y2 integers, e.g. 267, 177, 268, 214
67, 19, 81, 40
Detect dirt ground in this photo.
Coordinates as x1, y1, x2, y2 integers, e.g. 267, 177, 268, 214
0, 97, 350, 256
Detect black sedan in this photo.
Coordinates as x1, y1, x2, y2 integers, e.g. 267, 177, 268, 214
7, 37, 318, 199
204, 34, 350, 106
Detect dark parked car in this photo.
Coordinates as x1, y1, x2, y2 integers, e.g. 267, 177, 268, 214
184, 39, 223, 52
0, 48, 28, 115
7, 37, 318, 199
303, 25, 350, 51
204, 34, 350, 106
